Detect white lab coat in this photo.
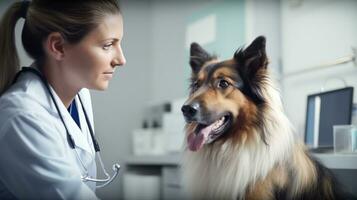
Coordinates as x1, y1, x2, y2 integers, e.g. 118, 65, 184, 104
0, 66, 98, 199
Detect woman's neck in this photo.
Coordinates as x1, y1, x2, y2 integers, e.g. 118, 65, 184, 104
41, 61, 80, 108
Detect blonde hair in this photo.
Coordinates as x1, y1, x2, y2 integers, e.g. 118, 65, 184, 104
0, 0, 121, 95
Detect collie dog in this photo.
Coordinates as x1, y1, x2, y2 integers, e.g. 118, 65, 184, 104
181, 36, 353, 200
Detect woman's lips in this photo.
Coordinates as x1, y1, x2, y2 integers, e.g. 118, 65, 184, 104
103, 72, 114, 79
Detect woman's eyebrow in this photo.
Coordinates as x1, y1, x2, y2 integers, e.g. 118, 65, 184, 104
100, 38, 120, 43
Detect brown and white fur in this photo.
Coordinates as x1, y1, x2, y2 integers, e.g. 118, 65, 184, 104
181, 36, 353, 200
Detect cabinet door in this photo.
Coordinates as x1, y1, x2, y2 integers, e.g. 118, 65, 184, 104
162, 166, 183, 200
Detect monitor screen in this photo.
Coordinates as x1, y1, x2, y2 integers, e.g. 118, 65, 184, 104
304, 87, 353, 148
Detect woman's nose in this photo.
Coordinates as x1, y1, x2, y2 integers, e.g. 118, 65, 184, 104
111, 46, 126, 68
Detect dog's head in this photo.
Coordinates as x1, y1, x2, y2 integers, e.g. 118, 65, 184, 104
182, 36, 269, 151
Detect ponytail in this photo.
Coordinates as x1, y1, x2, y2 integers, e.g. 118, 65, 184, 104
0, 2, 23, 95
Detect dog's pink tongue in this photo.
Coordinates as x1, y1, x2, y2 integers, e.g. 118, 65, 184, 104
187, 133, 204, 151
187, 124, 214, 151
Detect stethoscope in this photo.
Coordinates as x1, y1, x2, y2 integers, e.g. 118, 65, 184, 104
12, 67, 120, 188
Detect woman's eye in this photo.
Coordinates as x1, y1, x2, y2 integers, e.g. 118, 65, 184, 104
103, 43, 113, 50
218, 79, 230, 89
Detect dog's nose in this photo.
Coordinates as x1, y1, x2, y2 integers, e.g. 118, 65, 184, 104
181, 103, 199, 121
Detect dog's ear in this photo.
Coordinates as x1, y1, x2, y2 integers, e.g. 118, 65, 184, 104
234, 36, 268, 105
233, 36, 268, 77
190, 42, 215, 73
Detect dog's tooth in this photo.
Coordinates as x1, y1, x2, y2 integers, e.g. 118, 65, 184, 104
212, 116, 226, 131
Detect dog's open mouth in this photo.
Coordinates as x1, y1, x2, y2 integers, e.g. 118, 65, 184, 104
187, 113, 232, 151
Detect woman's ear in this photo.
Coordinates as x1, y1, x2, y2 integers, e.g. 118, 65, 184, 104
44, 32, 65, 61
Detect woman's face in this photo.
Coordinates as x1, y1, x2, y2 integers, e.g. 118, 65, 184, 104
62, 14, 126, 90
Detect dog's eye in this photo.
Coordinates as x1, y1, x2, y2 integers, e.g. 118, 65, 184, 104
218, 79, 230, 89
191, 81, 199, 92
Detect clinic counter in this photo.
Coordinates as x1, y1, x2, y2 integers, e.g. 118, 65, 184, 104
312, 152, 357, 169
124, 152, 357, 169
125, 153, 181, 166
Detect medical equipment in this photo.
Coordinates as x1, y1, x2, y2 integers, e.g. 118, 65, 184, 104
12, 67, 120, 188
305, 87, 353, 151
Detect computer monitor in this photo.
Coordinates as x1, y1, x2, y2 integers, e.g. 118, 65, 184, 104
304, 87, 353, 149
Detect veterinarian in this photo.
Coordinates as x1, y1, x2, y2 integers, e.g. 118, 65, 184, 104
0, 0, 125, 199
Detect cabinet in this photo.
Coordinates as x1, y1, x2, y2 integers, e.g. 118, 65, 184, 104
124, 154, 183, 200
312, 152, 357, 196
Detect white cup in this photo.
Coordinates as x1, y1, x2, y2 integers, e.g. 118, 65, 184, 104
333, 125, 357, 154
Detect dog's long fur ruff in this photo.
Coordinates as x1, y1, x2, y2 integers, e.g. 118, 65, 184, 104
182, 36, 353, 200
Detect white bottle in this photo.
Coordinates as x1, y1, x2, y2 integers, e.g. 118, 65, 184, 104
132, 121, 152, 156
150, 121, 167, 155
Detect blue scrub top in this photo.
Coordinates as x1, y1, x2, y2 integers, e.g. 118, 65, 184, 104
68, 100, 81, 130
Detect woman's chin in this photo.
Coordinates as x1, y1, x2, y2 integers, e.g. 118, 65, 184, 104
91, 82, 109, 91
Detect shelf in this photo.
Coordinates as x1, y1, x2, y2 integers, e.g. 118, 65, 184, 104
312, 152, 357, 170
125, 153, 182, 166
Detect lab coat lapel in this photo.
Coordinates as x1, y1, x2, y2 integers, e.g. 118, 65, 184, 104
48, 87, 94, 157
75, 95, 95, 155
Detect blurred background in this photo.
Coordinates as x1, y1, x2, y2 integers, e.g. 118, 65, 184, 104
1, 0, 357, 199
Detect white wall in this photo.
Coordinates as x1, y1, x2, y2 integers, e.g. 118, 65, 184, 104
149, 0, 215, 105
281, 0, 357, 138
245, 0, 281, 76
